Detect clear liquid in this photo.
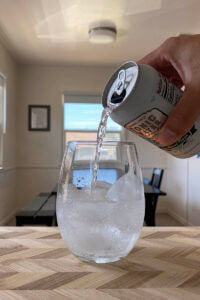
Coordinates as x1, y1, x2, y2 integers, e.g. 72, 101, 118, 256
57, 175, 144, 262
91, 106, 113, 189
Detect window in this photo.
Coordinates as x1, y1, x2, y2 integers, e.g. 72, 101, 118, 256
0, 74, 6, 169
63, 95, 122, 160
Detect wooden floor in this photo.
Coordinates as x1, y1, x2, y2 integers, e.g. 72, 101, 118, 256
6, 213, 183, 227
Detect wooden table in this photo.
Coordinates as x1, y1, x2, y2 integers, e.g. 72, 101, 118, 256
0, 227, 200, 299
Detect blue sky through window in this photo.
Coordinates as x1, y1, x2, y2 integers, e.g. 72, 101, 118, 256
64, 103, 121, 131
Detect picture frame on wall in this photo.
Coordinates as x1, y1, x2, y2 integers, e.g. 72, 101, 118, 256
28, 105, 50, 131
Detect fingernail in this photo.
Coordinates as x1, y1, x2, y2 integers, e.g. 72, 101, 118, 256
158, 128, 177, 145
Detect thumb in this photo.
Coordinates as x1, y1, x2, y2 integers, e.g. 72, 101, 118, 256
158, 88, 200, 145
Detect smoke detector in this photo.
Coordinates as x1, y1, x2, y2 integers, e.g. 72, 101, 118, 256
89, 21, 117, 44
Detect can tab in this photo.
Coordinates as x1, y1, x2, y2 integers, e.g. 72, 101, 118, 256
110, 69, 126, 105
115, 70, 126, 95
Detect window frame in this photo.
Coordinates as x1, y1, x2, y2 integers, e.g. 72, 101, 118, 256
62, 94, 124, 157
0, 73, 6, 170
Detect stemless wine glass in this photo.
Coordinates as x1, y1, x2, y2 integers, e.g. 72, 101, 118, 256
56, 141, 144, 263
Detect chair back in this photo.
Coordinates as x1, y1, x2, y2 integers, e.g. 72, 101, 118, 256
150, 168, 164, 189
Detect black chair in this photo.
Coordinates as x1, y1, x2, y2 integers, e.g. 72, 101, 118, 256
150, 168, 164, 189
144, 168, 164, 226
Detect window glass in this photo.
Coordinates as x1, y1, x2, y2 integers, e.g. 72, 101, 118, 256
64, 103, 121, 131
64, 101, 122, 161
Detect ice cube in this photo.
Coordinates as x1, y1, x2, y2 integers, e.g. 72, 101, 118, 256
65, 181, 112, 203
106, 170, 144, 202
90, 181, 112, 202
66, 184, 90, 203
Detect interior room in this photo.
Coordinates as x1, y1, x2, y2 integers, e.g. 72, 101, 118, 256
0, 0, 199, 228
1, 0, 200, 297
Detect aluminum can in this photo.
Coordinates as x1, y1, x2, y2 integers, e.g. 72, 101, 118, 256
102, 61, 200, 158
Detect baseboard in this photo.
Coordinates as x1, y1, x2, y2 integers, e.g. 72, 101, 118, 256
156, 207, 188, 225
167, 209, 188, 225
0, 210, 16, 226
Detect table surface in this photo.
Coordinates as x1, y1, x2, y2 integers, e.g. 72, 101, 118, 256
0, 227, 199, 299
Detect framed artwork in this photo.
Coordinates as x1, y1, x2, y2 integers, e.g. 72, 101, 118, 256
28, 105, 50, 131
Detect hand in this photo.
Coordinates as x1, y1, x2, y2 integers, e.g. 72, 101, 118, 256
138, 34, 200, 146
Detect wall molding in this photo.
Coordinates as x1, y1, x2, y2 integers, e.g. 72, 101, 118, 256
0, 164, 61, 172
17, 164, 60, 169
156, 206, 188, 225
0, 209, 16, 226
0, 166, 17, 173
167, 209, 188, 226
157, 208, 189, 225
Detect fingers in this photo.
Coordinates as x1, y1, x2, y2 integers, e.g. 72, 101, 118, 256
158, 88, 200, 145
138, 49, 163, 69
138, 40, 184, 88
138, 37, 176, 68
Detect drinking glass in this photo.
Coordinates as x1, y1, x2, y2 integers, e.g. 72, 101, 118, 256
56, 141, 144, 263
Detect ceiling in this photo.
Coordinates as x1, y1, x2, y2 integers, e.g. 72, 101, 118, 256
0, 0, 200, 66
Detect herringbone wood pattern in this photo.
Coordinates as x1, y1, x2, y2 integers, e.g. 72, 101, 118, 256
0, 227, 199, 299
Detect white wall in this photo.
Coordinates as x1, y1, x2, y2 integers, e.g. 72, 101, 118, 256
165, 154, 188, 224
188, 157, 200, 225
165, 153, 200, 225
0, 40, 18, 224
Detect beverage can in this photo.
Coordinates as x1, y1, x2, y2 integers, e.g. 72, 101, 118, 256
102, 61, 200, 158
